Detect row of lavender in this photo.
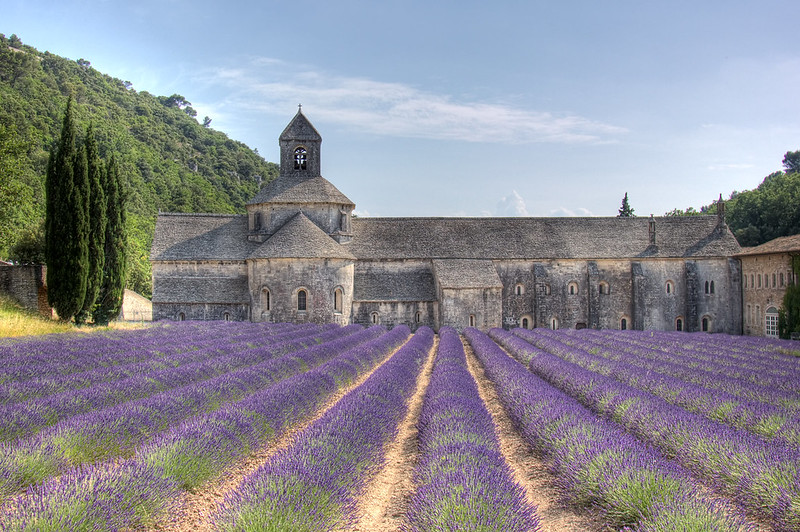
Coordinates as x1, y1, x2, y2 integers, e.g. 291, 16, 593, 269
496, 328, 799, 531
0, 321, 305, 384
405, 327, 539, 531
1, 325, 412, 530
521, 328, 800, 447
466, 328, 752, 531
212, 326, 433, 530
0, 322, 325, 405
0, 324, 370, 500
0, 323, 338, 442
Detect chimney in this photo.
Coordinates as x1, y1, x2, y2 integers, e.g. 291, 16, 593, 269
717, 194, 726, 225
648, 215, 656, 246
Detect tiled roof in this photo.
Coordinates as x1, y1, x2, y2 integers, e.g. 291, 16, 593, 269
246, 175, 354, 206
249, 212, 356, 260
347, 216, 740, 260
150, 214, 255, 261
735, 234, 800, 256
280, 110, 321, 141
433, 259, 503, 289
152, 213, 741, 263
152, 276, 249, 304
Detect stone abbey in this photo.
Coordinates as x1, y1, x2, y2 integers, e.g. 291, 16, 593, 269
150, 110, 743, 332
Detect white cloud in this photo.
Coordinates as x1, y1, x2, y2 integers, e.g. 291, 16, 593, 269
199, 59, 627, 145
496, 191, 530, 217
548, 206, 594, 217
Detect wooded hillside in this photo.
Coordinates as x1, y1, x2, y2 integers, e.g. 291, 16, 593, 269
0, 34, 278, 297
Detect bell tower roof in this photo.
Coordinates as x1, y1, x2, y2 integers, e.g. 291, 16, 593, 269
280, 105, 321, 142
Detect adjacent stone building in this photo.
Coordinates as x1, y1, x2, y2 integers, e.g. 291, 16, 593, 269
737, 234, 800, 337
151, 110, 743, 333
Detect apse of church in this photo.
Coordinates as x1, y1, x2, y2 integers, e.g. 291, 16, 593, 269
151, 110, 743, 333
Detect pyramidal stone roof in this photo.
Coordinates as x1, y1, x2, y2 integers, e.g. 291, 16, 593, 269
280, 109, 321, 141
246, 175, 354, 206
249, 212, 356, 260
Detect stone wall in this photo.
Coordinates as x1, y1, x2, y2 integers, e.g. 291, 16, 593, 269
0, 264, 50, 316
248, 257, 354, 325
741, 253, 794, 336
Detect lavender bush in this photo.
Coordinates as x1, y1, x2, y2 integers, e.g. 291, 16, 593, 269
212, 326, 433, 531
405, 327, 539, 532
466, 328, 752, 531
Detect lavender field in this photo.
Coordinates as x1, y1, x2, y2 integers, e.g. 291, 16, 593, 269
0, 322, 798, 531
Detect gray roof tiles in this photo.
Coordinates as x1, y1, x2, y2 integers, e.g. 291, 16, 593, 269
433, 259, 504, 289
249, 212, 356, 260
151, 213, 741, 263
246, 175, 354, 206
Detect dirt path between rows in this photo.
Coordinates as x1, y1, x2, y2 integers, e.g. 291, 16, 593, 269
349, 336, 438, 531
461, 338, 607, 532
149, 334, 413, 532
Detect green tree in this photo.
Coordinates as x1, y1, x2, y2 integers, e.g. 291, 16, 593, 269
783, 150, 800, 174
0, 124, 34, 257
45, 98, 89, 322
618, 192, 635, 217
76, 124, 106, 324
779, 256, 800, 339
93, 155, 127, 325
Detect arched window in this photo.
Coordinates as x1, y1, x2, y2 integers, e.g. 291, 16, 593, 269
469, 314, 476, 327
297, 289, 307, 311
550, 317, 559, 330
521, 317, 530, 329
261, 287, 271, 312
702, 316, 710, 332
620, 317, 628, 330
293, 147, 307, 170
665, 280, 674, 295
415, 311, 422, 324
676, 317, 683, 331
223, 312, 230, 321
333, 288, 343, 313
568, 282, 578, 295
758, 274, 762, 288
750, 274, 754, 289
371, 311, 380, 325
704, 281, 710, 294
599, 282, 610, 295
773, 273, 777, 288
178, 312, 185, 321
515, 284, 525, 296
710, 280, 715, 294
780, 272, 785, 287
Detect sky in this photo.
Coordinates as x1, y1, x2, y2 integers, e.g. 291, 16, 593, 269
5, 0, 800, 217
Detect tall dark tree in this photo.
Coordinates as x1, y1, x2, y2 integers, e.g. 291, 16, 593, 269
94, 155, 127, 325
45, 98, 90, 321
618, 192, 635, 217
76, 124, 106, 324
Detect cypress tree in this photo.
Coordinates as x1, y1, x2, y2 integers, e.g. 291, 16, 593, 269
618, 192, 635, 217
94, 154, 127, 325
76, 124, 106, 324
45, 98, 89, 321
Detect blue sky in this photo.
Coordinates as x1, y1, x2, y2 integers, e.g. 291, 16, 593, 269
5, 0, 800, 217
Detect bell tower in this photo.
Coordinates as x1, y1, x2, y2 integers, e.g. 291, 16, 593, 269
279, 105, 322, 178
